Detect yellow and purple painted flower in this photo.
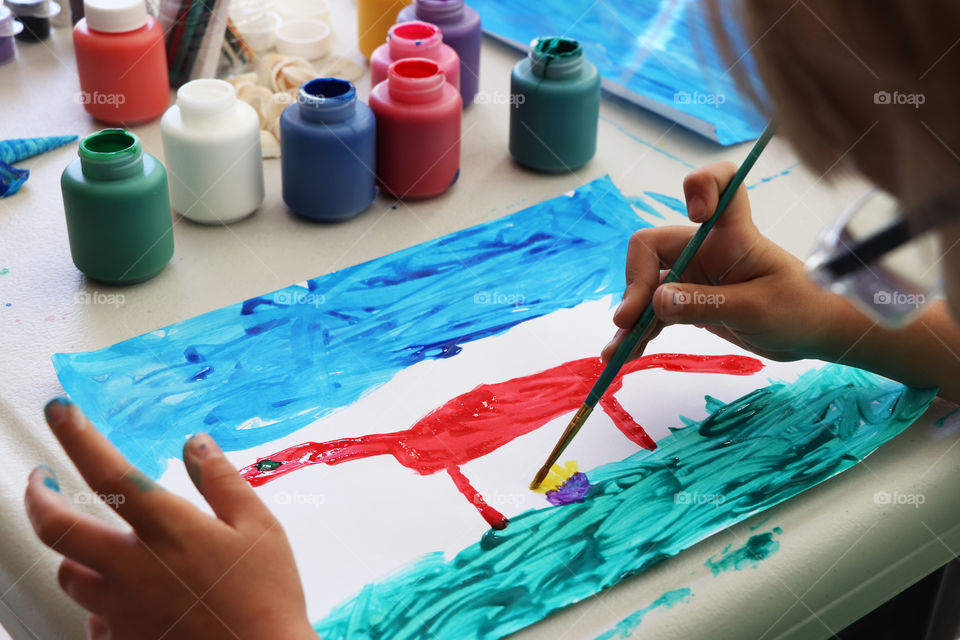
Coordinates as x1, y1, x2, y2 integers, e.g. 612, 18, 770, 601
531, 461, 592, 506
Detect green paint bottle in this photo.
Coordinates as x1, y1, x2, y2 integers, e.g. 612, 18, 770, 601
61, 129, 174, 284
509, 36, 601, 173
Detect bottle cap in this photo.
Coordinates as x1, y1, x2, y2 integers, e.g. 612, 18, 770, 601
0, 6, 25, 36
5, 0, 60, 19
83, 0, 147, 33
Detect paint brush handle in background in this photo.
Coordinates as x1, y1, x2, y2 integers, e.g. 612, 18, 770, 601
530, 122, 776, 489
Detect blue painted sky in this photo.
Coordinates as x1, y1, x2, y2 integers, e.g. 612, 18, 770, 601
53, 176, 651, 478
471, 0, 767, 144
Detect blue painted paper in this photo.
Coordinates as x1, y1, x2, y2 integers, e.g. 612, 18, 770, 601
53, 176, 651, 478
313, 366, 935, 639
471, 0, 767, 145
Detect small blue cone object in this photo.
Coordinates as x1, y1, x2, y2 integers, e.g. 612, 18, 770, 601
0, 135, 78, 197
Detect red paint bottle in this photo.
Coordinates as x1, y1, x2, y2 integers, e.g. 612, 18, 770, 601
370, 58, 461, 198
73, 0, 169, 125
370, 21, 460, 93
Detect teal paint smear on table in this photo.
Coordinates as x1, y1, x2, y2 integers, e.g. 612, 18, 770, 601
936, 406, 960, 427
599, 116, 697, 169
705, 527, 782, 576
746, 163, 801, 190
313, 366, 935, 639
595, 587, 693, 640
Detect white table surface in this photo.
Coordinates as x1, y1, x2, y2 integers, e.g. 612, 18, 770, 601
1, 2, 959, 639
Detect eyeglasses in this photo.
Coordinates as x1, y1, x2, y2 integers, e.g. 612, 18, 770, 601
805, 188, 954, 328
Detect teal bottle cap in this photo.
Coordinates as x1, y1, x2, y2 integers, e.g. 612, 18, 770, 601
529, 36, 584, 80
79, 128, 144, 180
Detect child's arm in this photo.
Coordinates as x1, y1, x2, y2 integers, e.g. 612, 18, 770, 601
604, 162, 960, 402
24, 399, 319, 640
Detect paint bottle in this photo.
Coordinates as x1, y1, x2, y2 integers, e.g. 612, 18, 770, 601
5, 0, 59, 41
356, 0, 411, 59
0, 6, 24, 64
280, 78, 377, 221
370, 58, 461, 198
397, 0, 480, 105
370, 21, 460, 94
60, 129, 174, 284
73, 0, 169, 125
509, 37, 600, 173
161, 79, 264, 224
69, 0, 84, 25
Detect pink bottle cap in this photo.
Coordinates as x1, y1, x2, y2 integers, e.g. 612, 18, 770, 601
388, 21, 443, 60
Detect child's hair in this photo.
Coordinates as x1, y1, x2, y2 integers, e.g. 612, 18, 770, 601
709, 0, 960, 182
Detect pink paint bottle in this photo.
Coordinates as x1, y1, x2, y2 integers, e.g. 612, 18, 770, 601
370, 21, 460, 93
370, 58, 461, 198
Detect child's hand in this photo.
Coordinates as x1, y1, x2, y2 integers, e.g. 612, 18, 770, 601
24, 399, 318, 640
603, 161, 844, 363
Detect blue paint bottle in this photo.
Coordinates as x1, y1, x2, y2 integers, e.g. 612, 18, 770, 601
280, 78, 377, 221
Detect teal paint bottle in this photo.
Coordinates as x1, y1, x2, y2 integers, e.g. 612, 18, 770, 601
61, 129, 173, 284
509, 37, 600, 172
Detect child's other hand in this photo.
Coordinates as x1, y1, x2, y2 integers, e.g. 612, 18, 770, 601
602, 161, 841, 363
24, 399, 317, 640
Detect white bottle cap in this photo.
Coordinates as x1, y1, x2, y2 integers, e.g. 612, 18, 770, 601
83, 0, 147, 33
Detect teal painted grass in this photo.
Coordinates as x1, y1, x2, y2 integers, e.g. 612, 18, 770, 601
313, 365, 935, 639
705, 527, 782, 576
595, 587, 693, 640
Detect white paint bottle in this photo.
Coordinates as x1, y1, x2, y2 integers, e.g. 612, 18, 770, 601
161, 79, 264, 224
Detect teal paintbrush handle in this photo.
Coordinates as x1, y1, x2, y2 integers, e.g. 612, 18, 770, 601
584, 123, 776, 410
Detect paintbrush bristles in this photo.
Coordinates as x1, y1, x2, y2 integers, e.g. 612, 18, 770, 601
530, 403, 594, 489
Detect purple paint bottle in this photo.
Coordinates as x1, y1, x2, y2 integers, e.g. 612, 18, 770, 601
397, 0, 480, 105
0, 6, 24, 64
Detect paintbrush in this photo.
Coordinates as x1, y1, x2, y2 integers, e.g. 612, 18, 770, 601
530, 122, 777, 490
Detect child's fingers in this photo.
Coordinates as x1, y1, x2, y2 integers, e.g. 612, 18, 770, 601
58, 558, 108, 615
24, 466, 130, 572
615, 226, 697, 330
43, 399, 188, 535
653, 281, 761, 328
601, 321, 664, 363
682, 161, 752, 226
183, 433, 274, 529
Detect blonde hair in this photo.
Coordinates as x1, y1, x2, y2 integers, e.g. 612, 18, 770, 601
710, 0, 960, 190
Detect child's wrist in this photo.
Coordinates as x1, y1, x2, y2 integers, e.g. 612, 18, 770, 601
805, 290, 874, 364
